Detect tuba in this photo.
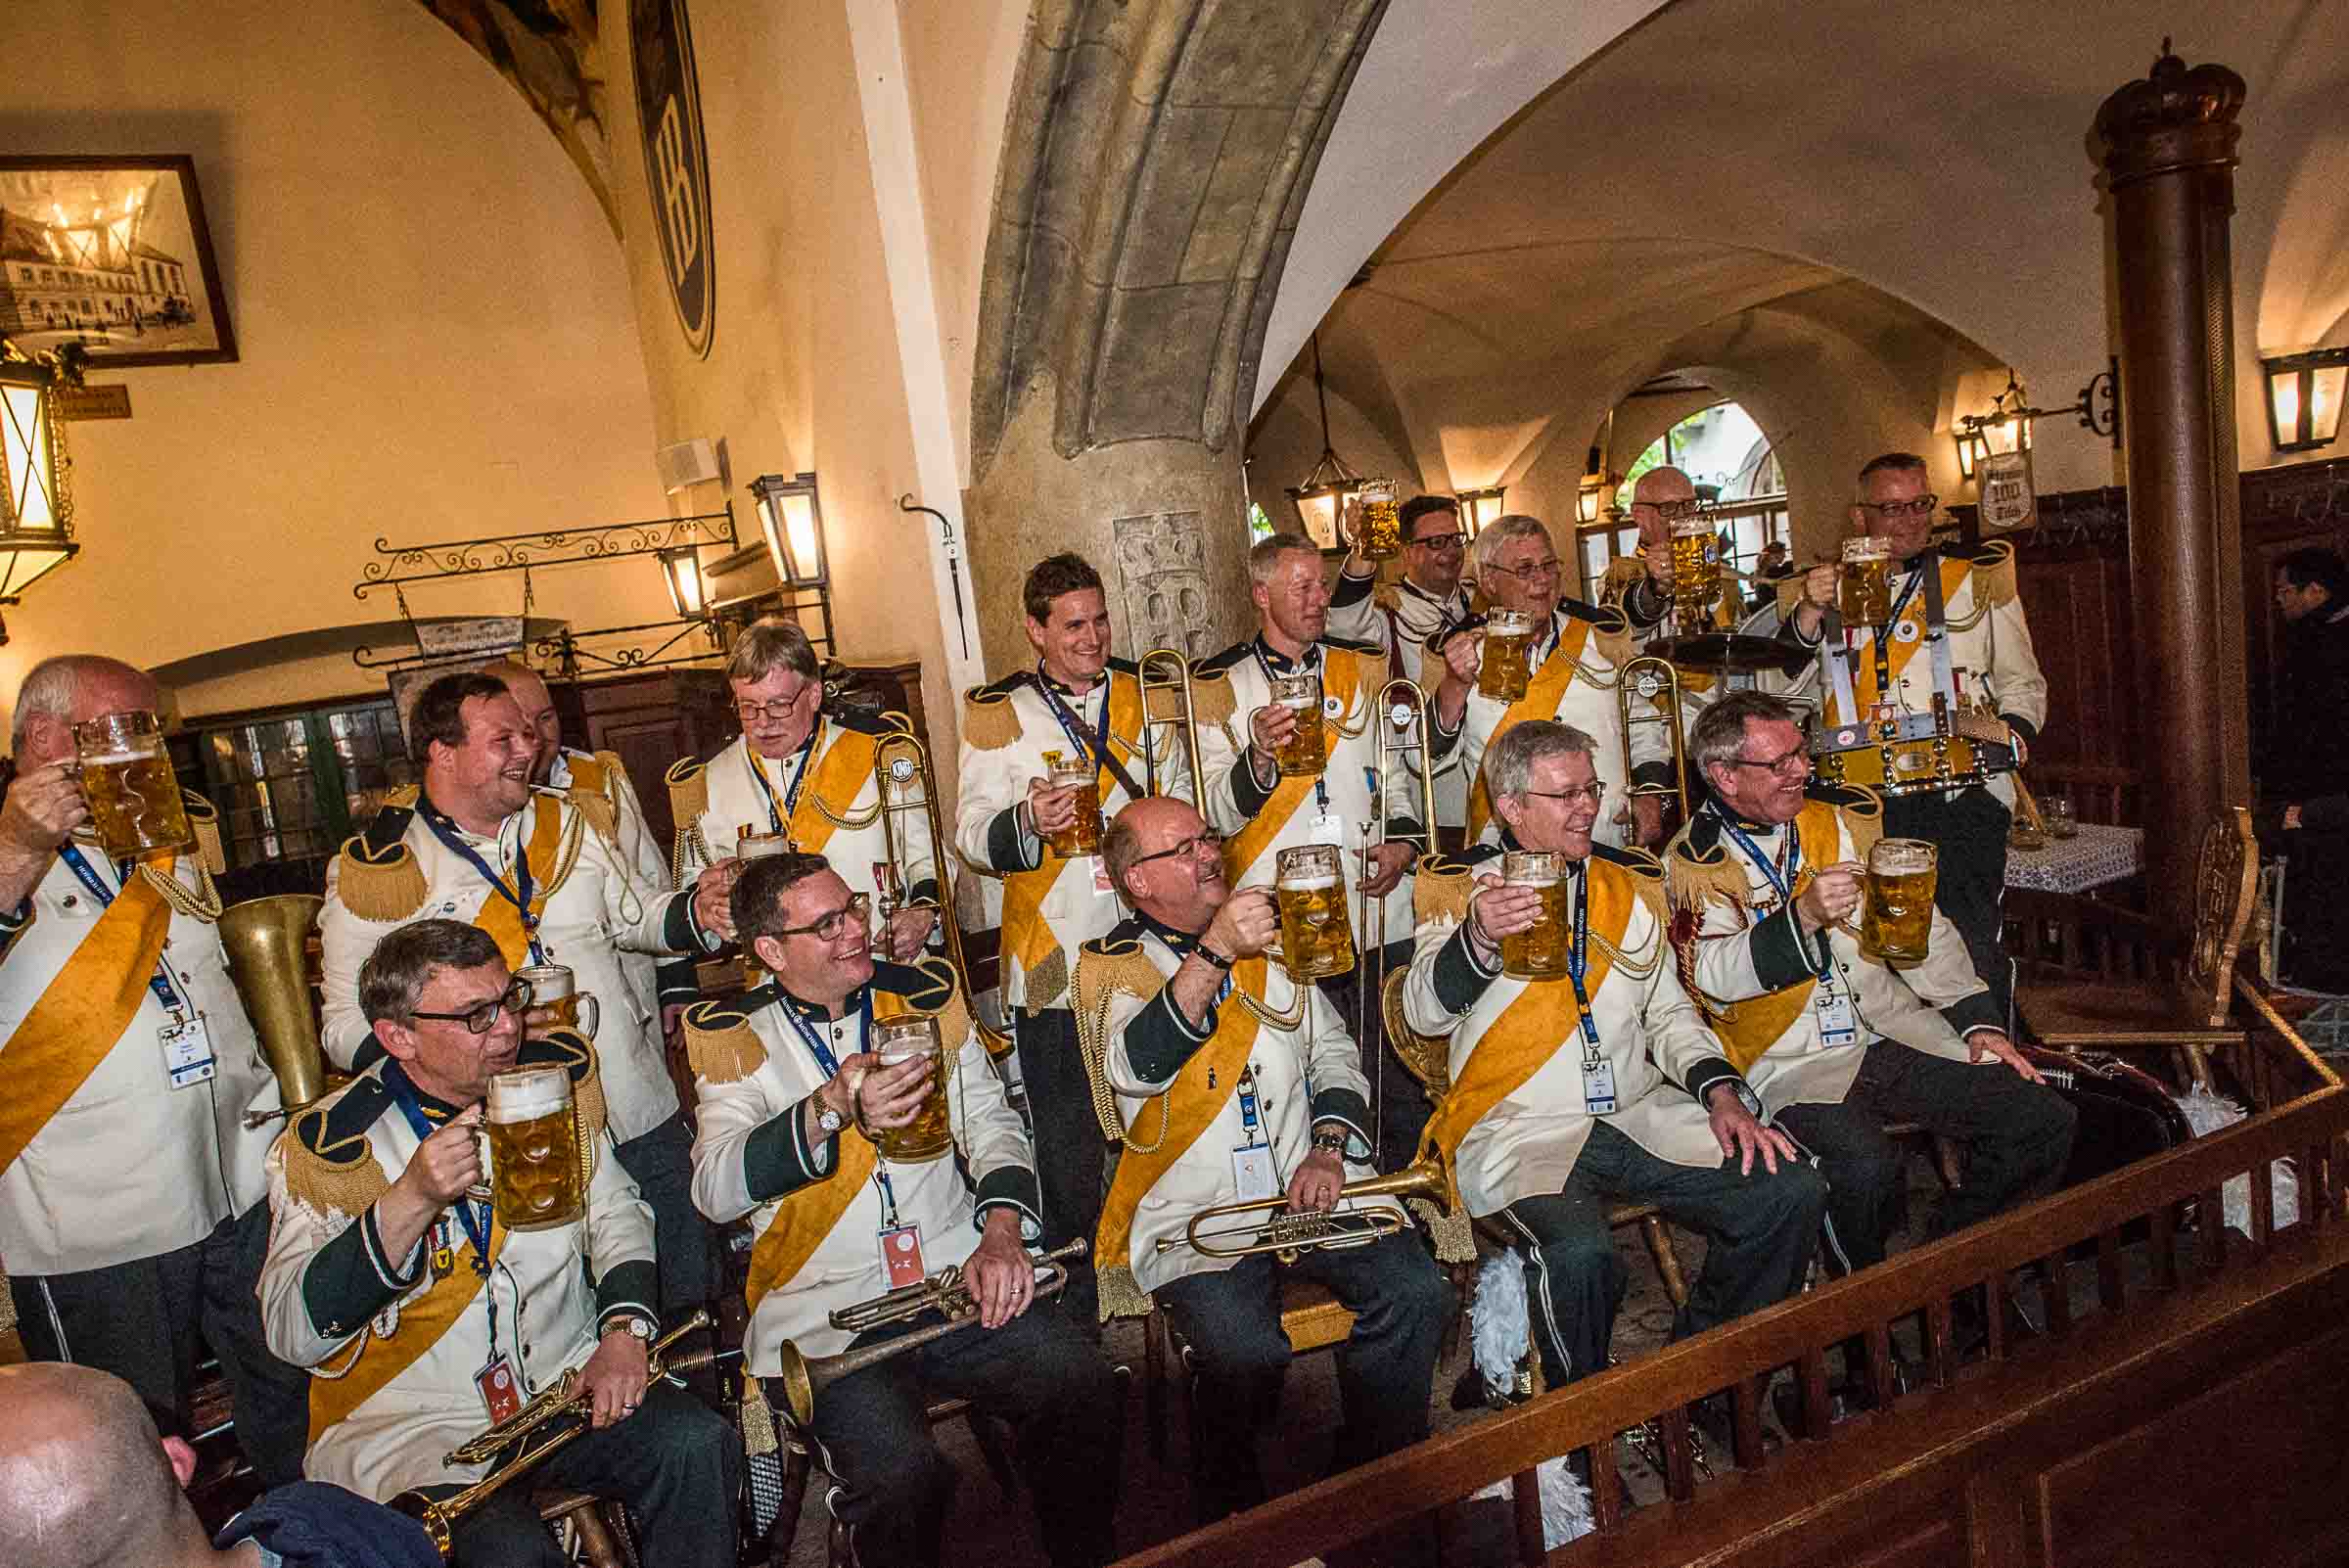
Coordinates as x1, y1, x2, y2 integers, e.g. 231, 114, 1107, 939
872, 723, 1013, 1057
219, 894, 331, 1128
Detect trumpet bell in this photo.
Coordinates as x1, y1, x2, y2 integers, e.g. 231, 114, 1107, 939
773, 1340, 818, 1428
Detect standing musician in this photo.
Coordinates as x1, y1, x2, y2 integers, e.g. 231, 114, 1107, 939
1427, 515, 1664, 849
1779, 453, 2047, 1023
686, 853, 1120, 1568
261, 920, 737, 1566
1666, 693, 2073, 1290
319, 673, 717, 1328
955, 551, 1193, 1332
0, 654, 309, 1484
482, 659, 668, 896
1404, 721, 1824, 1392
1080, 797, 1451, 1525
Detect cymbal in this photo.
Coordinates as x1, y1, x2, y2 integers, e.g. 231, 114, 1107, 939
1641, 633, 1812, 677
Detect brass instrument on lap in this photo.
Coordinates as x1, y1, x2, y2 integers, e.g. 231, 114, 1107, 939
1807, 693, 2017, 799
390, 1310, 715, 1562
1155, 1156, 1451, 1262
770, 1239, 1088, 1425
219, 893, 334, 1128
871, 726, 1013, 1057
1135, 646, 1207, 803
1616, 654, 1692, 827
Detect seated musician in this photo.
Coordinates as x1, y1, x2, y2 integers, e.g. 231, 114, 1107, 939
1082, 796, 1452, 1525
1667, 693, 2075, 1304
257, 919, 737, 1568
1404, 721, 1825, 1392
686, 852, 1120, 1568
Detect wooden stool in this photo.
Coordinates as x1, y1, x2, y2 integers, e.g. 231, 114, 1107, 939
534, 1490, 634, 1568
1145, 1275, 1357, 1461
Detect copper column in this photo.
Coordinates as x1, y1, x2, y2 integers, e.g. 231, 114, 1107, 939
2092, 48, 2250, 930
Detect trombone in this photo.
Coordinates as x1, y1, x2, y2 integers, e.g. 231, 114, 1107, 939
1616, 654, 1691, 833
1134, 646, 1206, 803
1359, 679, 1437, 1152
872, 724, 1013, 1057
1155, 1156, 1451, 1263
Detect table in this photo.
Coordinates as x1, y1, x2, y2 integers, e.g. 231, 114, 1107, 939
2003, 822, 2145, 895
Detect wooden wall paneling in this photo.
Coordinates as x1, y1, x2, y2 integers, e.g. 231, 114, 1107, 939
561, 669, 734, 851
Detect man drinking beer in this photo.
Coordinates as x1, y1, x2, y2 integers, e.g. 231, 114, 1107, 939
257, 919, 737, 1566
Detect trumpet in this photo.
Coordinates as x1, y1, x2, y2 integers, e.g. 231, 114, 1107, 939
219, 893, 334, 1128
1616, 654, 1691, 835
1135, 647, 1207, 803
770, 1239, 1086, 1426
871, 723, 1013, 1057
390, 1309, 714, 1561
1155, 1156, 1451, 1262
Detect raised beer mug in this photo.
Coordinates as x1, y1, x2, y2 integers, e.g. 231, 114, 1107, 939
1354, 478, 1403, 562
735, 826, 792, 860
1274, 844, 1356, 981
484, 1066, 586, 1232
1477, 610, 1535, 703
1041, 750, 1105, 857
1498, 849, 1571, 981
1839, 536, 1895, 626
73, 710, 194, 860
1860, 837, 1937, 967
1668, 519, 1721, 634
1267, 672, 1327, 779
515, 964, 599, 1039
872, 1015, 953, 1163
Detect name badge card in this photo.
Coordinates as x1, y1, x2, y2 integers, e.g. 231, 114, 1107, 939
1230, 1142, 1277, 1203
1814, 985, 1858, 1047
880, 1223, 928, 1289
161, 1014, 216, 1090
1583, 1063, 1618, 1116
476, 1356, 523, 1424
1308, 813, 1345, 848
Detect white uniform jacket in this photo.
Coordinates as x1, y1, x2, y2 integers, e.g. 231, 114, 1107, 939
319, 791, 704, 1144
1777, 542, 2048, 811
1328, 568, 1475, 832
1085, 915, 1384, 1298
1192, 635, 1427, 947
550, 746, 669, 1028
258, 1036, 655, 1502
0, 844, 277, 1274
1402, 842, 1746, 1219
1664, 789, 2002, 1116
954, 657, 1193, 1012
684, 957, 1039, 1365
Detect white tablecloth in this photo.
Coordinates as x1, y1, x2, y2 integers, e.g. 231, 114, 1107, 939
2004, 823, 2144, 894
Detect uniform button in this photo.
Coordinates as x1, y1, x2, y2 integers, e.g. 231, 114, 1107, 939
523, 1342, 533, 1357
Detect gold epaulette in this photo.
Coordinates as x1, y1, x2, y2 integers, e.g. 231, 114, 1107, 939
1775, 574, 1808, 622
1605, 844, 1671, 927
879, 955, 976, 1052
1074, 938, 1165, 1019
960, 684, 1024, 752
182, 789, 227, 876
664, 755, 710, 833
1970, 539, 2018, 608
532, 1030, 609, 1176
1412, 854, 1477, 927
1601, 555, 1645, 602
281, 1093, 392, 1222
572, 786, 619, 849
1665, 835, 1754, 915
1189, 667, 1237, 729
382, 784, 420, 808
683, 1000, 765, 1085
1417, 643, 1445, 693
1829, 784, 1885, 862
1588, 600, 1636, 669
1138, 669, 1187, 724
335, 832, 429, 923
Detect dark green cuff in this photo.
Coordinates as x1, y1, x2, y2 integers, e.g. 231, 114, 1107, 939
972, 1166, 1042, 1236
1125, 985, 1212, 1084
663, 890, 713, 953
1939, 991, 2004, 1038
986, 806, 1036, 873
301, 1205, 419, 1342
1228, 749, 1277, 819
744, 1100, 836, 1204
593, 1260, 658, 1323
1431, 923, 1497, 1013
1748, 902, 1819, 992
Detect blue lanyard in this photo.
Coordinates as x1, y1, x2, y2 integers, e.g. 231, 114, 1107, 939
381, 1063, 493, 1278
1234, 1066, 1262, 1137
1716, 811, 1835, 985
418, 800, 545, 966
1035, 668, 1112, 772
748, 719, 822, 835
1559, 865, 1602, 1058
57, 844, 185, 1012
781, 989, 899, 1222
1866, 563, 1927, 668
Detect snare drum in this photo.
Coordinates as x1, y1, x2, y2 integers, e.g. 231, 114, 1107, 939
1810, 708, 2017, 798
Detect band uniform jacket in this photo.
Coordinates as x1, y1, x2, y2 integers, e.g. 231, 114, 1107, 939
1191, 636, 1427, 947
954, 659, 1193, 1011
320, 790, 705, 1145
549, 746, 670, 1029
1423, 600, 1663, 848
1401, 842, 1750, 1220
1777, 542, 2048, 811
1665, 789, 2004, 1116
1083, 917, 1384, 1298
1327, 567, 1474, 830
683, 958, 1040, 1366
0, 845, 277, 1275
257, 1036, 656, 1502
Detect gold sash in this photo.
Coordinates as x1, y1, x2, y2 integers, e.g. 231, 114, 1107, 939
0, 852, 178, 1178
743, 1128, 877, 1317
1831, 557, 1972, 722
564, 751, 611, 801
762, 721, 879, 857
1465, 619, 1594, 840
472, 797, 566, 972
1221, 648, 1363, 880
308, 1212, 508, 1441
1701, 802, 1846, 1071
1417, 858, 1634, 1179
1000, 675, 1149, 981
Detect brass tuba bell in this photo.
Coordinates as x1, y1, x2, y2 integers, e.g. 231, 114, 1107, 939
219, 893, 329, 1126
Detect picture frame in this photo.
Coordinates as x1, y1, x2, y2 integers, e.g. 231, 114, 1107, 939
0, 154, 237, 367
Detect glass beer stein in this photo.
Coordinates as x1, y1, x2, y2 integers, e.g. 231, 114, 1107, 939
1478, 610, 1536, 703
1839, 536, 1895, 626
73, 710, 193, 860
1498, 850, 1571, 981
736, 826, 791, 860
1040, 750, 1104, 856
516, 964, 599, 1038
1267, 672, 1327, 778
484, 1066, 585, 1232
1274, 844, 1356, 980
1860, 838, 1937, 966
872, 1015, 953, 1162
1668, 519, 1721, 634
1354, 478, 1402, 562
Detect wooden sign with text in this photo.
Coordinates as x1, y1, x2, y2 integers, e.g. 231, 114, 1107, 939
54, 383, 132, 421
1977, 450, 2039, 533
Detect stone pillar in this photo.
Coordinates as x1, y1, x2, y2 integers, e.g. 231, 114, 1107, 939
2092, 48, 2250, 931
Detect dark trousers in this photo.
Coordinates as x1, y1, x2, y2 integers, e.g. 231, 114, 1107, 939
1016, 1006, 1103, 1334
434, 1382, 740, 1567
1884, 784, 2014, 1026
1318, 939, 1434, 1176
1497, 1120, 1826, 1388
784, 1302, 1123, 1568
11, 1204, 312, 1485
614, 1111, 716, 1329
1774, 1039, 2077, 1274
1155, 1230, 1452, 1522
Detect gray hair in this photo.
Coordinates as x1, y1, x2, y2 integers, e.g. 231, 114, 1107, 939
358, 919, 505, 1025
725, 616, 818, 687
1689, 690, 1805, 781
1101, 809, 1149, 901
1472, 514, 1552, 579
9, 655, 146, 752
1248, 530, 1319, 586
1486, 719, 1595, 803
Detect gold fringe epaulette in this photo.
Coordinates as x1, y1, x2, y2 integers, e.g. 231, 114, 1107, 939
1666, 836, 1757, 915
182, 789, 227, 876
1075, 938, 1165, 1019
1413, 1197, 1477, 1266
879, 956, 976, 1051
1371, 581, 1403, 617
1189, 667, 1237, 729
572, 787, 619, 850
1775, 574, 1808, 622
1589, 601, 1636, 669
335, 832, 429, 923
1605, 844, 1671, 928
282, 1094, 392, 1222
1601, 555, 1645, 602
665, 755, 710, 834
1139, 670, 1186, 724
1969, 539, 2018, 608
530, 1030, 609, 1178
683, 1001, 765, 1084
960, 685, 1023, 752
1412, 855, 1477, 927
382, 784, 420, 808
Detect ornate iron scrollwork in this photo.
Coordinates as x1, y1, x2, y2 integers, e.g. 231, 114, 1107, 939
351, 508, 737, 600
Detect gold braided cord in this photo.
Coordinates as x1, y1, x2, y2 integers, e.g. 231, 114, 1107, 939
1078, 978, 1171, 1152
139, 858, 223, 921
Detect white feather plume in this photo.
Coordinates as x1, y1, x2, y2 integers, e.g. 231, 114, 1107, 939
1466, 1249, 1595, 1547
2173, 1086, 2299, 1232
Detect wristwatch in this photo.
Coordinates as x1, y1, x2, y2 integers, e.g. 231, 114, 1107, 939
602, 1313, 655, 1342
815, 1086, 847, 1135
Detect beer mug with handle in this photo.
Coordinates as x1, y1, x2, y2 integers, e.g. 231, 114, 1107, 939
872, 1015, 953, 1162
1498, 849, 1571, 980
1267, 673, 1326, 778
516, 964, 598, 1039
1041, 750, 1104, 857
1839, 536, 1894, 626
1668, 519, 1720, 635
1275, 844, 1356, 980
1478, 610, 1535, 703
1860, 838, 1937, 966
74, 710, 193, 860
484, 1066, 586, 1232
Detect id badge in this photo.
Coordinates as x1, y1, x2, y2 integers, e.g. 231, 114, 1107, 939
1814, 986, 1859, 1047
476, 1356, 523, 1424
161, 1013, 216, 1090
1308, 813, 1345, 848
1092, 859, 1115, 897
1230, 1142, 1278, 1203
880, 1224, 927, 1288
1583, 1063, 1618, 1117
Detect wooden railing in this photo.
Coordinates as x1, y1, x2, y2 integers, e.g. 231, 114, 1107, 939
1116, 1060, 2349, 1568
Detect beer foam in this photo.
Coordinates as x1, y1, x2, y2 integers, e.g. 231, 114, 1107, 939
1505, 872, 1560, 888
487, 1067, 571, 1123
1279, 873, 1340, 890
79, 750, 146, 768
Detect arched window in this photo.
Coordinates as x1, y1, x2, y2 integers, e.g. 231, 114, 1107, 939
1579, 401, 1790, 601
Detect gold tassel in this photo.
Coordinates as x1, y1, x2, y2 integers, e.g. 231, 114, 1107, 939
1026, 947, 1070, 1010
960, 687, 1023, 752
1972, 540, 2018, 608
1665, 841, 1753, 916
1189, 669, 1237, 729
665, 758, 710, 840
1413, 1198, 1477, 1266
1096, 1262, 1155, 1322
182, 790, 227, 876
738, 1377, 780, 1458
282, 1102, 392, 1222
1413, 856, 1475, 926
1589, 603, 1636, 669
334, 836, 430, 923
684, 1002, 766, 1084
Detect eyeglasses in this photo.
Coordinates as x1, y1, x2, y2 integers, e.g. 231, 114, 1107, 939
1859, 495, 1939, 520
766, 892, 874, 943
1129, 831, 1223, 868
409, 978, 533, 1036
1724, 745, 1812, 778
1521, 782, 1606, 807
1408, 531, 1466, 552
1490, 557, 1562, 584
735, 687, 817, 724
1631, 498, 1704, 522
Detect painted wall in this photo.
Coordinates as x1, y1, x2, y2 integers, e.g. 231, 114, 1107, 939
1245, 379, 1425, 531
0, 0, 668, 736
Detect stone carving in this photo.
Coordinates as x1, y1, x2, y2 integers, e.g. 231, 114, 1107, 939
1112, 510, 1218, 659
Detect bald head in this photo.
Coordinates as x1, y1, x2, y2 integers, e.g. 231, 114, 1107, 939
1630, 467, 1698, 548
0, 1363, 193, 1568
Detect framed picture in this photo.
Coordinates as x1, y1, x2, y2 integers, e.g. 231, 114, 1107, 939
0, 155, 237, 367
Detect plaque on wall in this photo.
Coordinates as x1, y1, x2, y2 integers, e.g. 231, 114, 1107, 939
1112, 510, 1218, 660
1977, 450, 2039, 534
630, 0, 715, 358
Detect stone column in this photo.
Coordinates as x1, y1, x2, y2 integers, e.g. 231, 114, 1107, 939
2092, 47, 2250, 931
